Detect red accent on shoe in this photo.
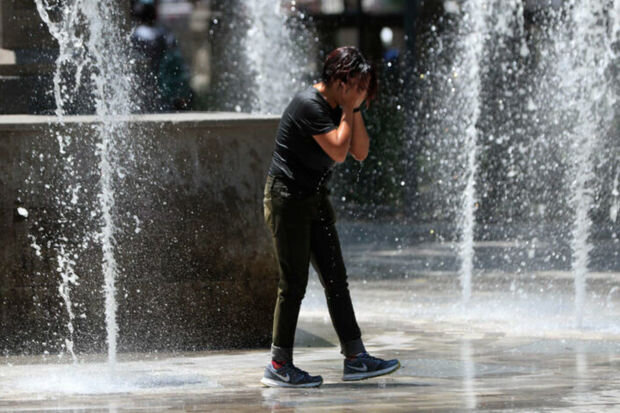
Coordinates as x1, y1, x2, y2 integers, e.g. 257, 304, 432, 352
272, 360, 286, 369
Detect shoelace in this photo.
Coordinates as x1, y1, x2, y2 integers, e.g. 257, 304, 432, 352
356, 352, 381, 362
285, 364, 312, 380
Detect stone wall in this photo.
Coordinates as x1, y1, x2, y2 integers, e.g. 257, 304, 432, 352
0, 113, 280, 355
0, 0, 132, 114
0, 0, 56, 114
0, 0, 54, 50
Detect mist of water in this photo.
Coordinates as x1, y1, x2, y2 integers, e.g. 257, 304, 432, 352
35, 0, 135, 364
402, 0, 619, 316
447, 0, 490, 304
560, 0, 618, 326
34, 0, 87, 363
523, 0, 620, 325
242, 0, 315, 114
27, 0, 619, 360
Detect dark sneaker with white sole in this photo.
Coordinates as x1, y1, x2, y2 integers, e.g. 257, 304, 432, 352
261, 362, 323, 388
342, 353, 400, 381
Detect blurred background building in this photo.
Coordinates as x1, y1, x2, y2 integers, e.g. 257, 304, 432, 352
142, 0, 414, 111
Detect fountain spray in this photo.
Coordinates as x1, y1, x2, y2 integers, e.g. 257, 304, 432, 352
554, 0, 618, 326
242, 0, 313, 114
455, 0, 488, 305
35, 0, 134, 364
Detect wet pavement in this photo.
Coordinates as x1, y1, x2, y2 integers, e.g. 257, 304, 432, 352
2, 233, 620, 412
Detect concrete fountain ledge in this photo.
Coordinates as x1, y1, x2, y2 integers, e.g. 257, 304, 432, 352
0, 112, 280, 127
0, 112, 280, 355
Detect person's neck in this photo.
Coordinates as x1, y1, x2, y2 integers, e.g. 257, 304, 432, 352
313, 82, 339, 109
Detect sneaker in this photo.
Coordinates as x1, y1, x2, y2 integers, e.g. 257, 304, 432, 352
261, 362, 323, 388
342, 352, 400, 381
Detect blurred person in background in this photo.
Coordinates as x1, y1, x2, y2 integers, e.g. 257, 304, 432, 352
131, 0, 193, 112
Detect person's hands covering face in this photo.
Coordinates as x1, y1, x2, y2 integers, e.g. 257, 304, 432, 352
340, 78, 367, 110
352, 88, 367, 109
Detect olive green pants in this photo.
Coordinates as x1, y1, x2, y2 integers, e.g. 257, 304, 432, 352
264, 176, 365, 362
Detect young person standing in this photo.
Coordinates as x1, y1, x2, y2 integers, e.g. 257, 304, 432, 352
261, 46, 400, 388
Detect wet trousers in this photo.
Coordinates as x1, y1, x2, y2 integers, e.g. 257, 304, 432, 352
263, 176, 365, 362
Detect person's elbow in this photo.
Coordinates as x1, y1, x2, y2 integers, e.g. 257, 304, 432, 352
332, 148, 349, 163
314, 132, 350, 163
328, 141, 351, 163
350, 149, 368, 162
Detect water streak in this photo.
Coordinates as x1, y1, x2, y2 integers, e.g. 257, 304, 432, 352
35, 0, 134, 364
242, 0, 313, 114
557, 0, 618, 326
456, 0, 488, 304
611, 171, 619, 223
461, 339, 477, 409
34, 0, 87, 363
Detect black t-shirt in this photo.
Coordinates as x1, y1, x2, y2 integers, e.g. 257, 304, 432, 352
268, 87, 342, 195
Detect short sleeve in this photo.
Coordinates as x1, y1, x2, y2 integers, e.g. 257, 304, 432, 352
298, 98, 339, 136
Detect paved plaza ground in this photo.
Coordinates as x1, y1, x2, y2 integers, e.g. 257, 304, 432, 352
2, 224, 619, 412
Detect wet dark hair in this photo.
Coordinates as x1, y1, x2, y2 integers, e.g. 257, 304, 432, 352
321, 46, 377, 103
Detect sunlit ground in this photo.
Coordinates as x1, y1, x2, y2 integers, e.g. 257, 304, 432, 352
1, 222, 619, 412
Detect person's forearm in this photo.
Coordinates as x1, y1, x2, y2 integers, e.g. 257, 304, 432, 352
332, 107, 354, 162
349, 111, 369, 161
311, 106, 354, 163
